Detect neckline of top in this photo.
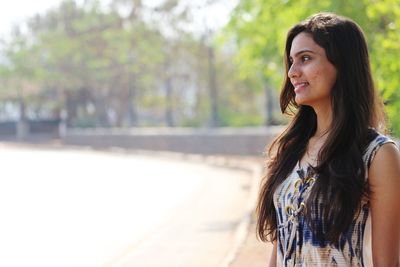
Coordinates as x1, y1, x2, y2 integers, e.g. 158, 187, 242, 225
297, 159, 315, 170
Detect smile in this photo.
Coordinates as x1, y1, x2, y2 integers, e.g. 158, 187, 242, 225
293, 82, 309, 92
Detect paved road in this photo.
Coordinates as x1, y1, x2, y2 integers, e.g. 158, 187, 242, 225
0, 144, 252, 267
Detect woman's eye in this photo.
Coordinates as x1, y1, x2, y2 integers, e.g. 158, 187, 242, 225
302, 55, 311, 62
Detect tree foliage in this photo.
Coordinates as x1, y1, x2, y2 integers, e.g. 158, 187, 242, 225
0, 0, 262, 128
225, 0, 400, 135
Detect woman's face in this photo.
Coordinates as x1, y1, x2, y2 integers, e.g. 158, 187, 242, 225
288, 32, 337, 109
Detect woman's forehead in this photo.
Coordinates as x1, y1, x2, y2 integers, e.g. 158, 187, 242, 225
290, 32, 323, 57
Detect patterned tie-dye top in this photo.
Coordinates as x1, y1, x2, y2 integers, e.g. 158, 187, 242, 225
273, 133, 395, 266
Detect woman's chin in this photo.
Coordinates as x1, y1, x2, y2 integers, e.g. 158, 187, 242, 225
295, 95, 308, 105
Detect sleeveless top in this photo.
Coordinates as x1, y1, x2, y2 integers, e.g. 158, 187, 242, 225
273, 133, 395, 266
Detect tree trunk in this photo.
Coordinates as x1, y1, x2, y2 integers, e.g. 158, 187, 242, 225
127, 71, 138, 127
165, 76, 174, 127
65, 90, 77, 127
208, 44, 219, 127
17, 96, 29, 140
264, 84, 274, 126
94, 92, 109, 127
164, 59, 174, 127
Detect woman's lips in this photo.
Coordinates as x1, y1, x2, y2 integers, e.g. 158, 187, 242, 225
293, 82, 309, 93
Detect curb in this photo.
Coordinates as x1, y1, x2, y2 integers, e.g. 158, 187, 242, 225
218, 160, 263, 267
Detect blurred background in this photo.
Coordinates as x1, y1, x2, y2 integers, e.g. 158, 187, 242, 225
0, 0, 398, 266
0, 0, 399, 135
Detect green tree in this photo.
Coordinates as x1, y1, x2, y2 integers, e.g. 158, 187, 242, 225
0, 0, 261, 129
225, 0, 400, 134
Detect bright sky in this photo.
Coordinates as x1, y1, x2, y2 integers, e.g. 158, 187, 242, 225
0, 1, 66, 38
0, 0, 237, 38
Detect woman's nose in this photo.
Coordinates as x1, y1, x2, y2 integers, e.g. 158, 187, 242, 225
288, 63, 300, 78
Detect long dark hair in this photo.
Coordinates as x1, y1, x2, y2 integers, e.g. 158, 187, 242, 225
257, 13, 386, 244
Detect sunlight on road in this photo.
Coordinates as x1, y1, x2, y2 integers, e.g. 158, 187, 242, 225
0, 146, 208, 267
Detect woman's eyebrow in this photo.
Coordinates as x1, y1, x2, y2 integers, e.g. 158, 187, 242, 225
289, 49, 316, 59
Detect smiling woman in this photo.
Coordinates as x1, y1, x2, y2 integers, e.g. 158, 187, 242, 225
288, 32, 337, 111
256, 13, 400, 267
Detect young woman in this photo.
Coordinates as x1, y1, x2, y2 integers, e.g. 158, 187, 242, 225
257, 13, 400, 266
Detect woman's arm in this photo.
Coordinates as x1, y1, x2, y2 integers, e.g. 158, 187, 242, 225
369, 143, 400, 266
268, 241, 277, 267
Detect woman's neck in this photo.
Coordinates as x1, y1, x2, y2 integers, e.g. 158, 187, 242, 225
301, 104, 333, 167
313, 103, 332, 137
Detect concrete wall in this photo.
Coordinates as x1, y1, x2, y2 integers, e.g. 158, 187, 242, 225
0, 119, 61, 141
62, 126, 284, 156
